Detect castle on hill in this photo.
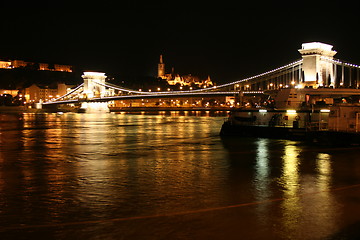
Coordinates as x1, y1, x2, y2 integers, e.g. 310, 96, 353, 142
157, 55, 214, 88
0, 59, 72, 72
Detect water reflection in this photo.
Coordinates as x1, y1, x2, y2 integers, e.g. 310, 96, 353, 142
250, 139, 340, 239
254, 138, 270, 198
316, 153, 332, 189
19, 113, 229, 220
0, 113, 358, 239
276, 142, 338, 239
253, 138, 271, 228
309, 152, 337, 238
278, 142, 302, 237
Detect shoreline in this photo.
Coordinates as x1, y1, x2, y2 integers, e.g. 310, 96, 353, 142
0, 106, 232, 114
0, 106, 44, 113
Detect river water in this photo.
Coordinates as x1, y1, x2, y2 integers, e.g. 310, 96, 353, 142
1, 111, 360, 239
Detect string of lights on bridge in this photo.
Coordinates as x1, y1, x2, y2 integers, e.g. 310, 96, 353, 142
216, 59, 304, 89
99, 60, 304, 95
46, 56, 360, 104
91, 91, 264, 102
96, 81, 263, 96
51, 83, 84, 102
47, 60, 303, 103
320, 56, 360, 69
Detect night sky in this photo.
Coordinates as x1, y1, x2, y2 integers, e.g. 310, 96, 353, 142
1, 2, 360, 84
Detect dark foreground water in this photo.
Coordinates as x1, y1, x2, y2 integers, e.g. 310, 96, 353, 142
1, 111, 360, 240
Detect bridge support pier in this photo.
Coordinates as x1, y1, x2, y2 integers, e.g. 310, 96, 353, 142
298, 42, 336, 88
80, 102, 110, 113
34, 103, 42, 109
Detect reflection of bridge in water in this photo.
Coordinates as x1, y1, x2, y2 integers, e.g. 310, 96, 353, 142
43, 42, 360, 112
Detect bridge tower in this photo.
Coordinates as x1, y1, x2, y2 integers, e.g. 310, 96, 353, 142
298, 42, 337, 88
82, 72, 107, 99
81, 72, 109, 112
158, 55, 165, 78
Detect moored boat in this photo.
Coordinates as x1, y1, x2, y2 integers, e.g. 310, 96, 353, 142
220, 88, 360, 145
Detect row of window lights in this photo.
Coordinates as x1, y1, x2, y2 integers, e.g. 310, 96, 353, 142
137, 87, 199, 92
235, 81, 298, 88
258, 109, 330, 113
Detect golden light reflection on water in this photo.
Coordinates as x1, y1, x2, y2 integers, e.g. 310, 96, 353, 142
316, 153, 332, 189
252, 139, 340, 239
1, 112, 350, 239
280, 143, 301, 197
47, 113, 226, 215
307, 152, 338, 238
278, 142, 302, 236
276, 142, 339, 239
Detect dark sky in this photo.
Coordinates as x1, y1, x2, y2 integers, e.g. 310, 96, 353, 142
1, 2, 360, 84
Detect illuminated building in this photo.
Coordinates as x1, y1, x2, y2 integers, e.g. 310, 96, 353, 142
54, 64, 72, 72
157, 55, 214, 88
158, 55, 165, 78
0, 60, 11, 69
11, 60, 28, 68
0, 59, 72, 72
24, 83, 75, 103
0, 89, 19, 96
39, 63, 50, 71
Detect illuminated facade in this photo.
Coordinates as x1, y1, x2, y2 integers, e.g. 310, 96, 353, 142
54, 64, 72, 72
39, 63, 50, 70
0, 59, 72, 72
0, 89, 19, 96
158, 55, 165, 78
80, 72, 110, 112
298, 42, 337, 88
24, 83, 75, 103
11, 60, 27, 68
0, 60, 11, 69
157, 55, 214, 88
82, 72, 107, 99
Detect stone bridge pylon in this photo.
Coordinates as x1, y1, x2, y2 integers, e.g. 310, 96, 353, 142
80, 72, 110, 112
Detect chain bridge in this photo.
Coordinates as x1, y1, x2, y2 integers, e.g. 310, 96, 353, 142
43, 42, 360, 111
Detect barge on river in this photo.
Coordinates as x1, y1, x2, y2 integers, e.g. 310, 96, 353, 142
220, 88, 360, 145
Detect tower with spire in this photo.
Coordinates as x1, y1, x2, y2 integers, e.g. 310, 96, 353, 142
156, 55, 214, 88
158, 55, 165, 78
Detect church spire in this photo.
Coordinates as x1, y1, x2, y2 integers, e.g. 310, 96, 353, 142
158, 54, 165, 78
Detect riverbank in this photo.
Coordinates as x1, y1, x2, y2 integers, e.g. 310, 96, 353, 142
109, 106, 232, 112
0, 106, 233, 113
0, 106, 44, 113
